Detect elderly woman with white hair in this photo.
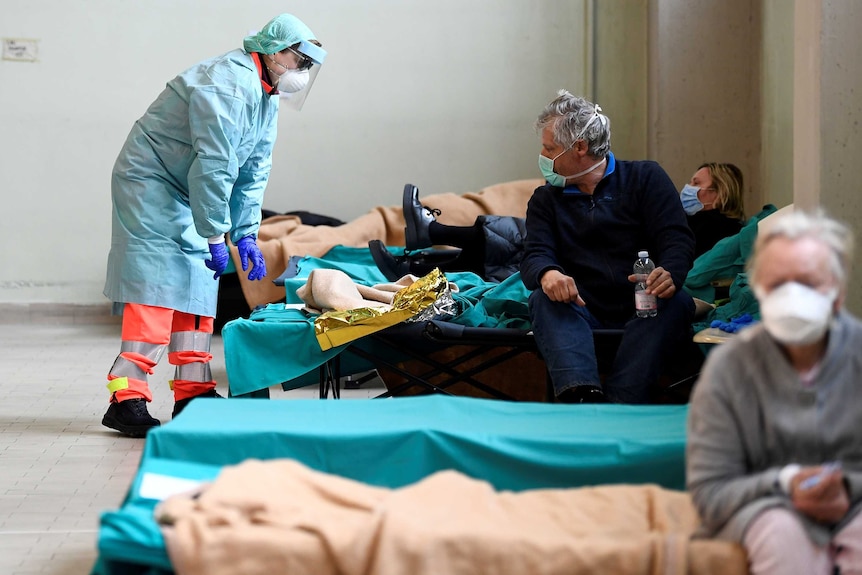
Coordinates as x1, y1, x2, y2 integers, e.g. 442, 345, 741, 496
687, 210, 862, 574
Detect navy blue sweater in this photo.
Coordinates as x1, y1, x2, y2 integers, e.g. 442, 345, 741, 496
520, 154, 695, 323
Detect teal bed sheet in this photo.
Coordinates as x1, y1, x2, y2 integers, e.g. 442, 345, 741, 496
94, 395, 688, 574
223, 245, 533, 396
144, 396, 688, 491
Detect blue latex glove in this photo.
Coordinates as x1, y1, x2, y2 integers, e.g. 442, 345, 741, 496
204, 241, 229, 280
710, 313, 756, 333
237, 235, 267, 281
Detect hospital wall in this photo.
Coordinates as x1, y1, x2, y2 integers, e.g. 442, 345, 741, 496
1, 0, 861, 317
597, 0, 765, 218
818, 0, 862, 314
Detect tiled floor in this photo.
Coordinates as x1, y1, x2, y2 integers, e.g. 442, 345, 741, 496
0, 320, 385, 574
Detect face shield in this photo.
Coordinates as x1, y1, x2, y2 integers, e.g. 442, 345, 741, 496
278, 40, 327, 111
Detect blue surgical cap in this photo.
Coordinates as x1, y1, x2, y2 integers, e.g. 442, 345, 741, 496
243, 13, 317, 55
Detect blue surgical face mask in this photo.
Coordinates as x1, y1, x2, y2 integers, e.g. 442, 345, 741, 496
680, 184, 704, 215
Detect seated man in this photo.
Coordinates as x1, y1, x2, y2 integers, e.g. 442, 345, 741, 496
686, 210, 862, 574
520, 90, 696, 404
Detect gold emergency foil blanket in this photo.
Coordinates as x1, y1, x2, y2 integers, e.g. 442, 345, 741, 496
314, 269, 448, 351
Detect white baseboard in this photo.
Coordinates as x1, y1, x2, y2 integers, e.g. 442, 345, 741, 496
0, 303, 121, 325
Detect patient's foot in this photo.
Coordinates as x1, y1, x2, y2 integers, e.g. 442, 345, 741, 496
369, 240, 410, 281
403, 183, 440, 251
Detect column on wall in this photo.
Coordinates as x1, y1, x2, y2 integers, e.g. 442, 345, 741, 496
817, 0, 862, 314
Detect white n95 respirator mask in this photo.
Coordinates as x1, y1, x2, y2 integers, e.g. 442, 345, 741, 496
278, 69, 310, 94
755, 281, 837, 345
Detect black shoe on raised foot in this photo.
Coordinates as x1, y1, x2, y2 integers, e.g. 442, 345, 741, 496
403, 183, 440, 252
172, 389, 224, 419
557, 385, 608, 404
369, 240, 410, 281
102, 398, 161, 438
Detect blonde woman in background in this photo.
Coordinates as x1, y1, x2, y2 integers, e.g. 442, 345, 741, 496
679, 162, 746, 258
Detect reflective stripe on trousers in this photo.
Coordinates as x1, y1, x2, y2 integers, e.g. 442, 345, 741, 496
168, 329, 215, 401
107, 341, 167, 402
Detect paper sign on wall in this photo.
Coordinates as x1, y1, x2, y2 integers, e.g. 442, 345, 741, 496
3, 38, 39, 62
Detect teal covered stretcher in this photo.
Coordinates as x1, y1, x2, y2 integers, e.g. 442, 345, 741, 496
222, 245, 534, 396
93, 396, 689, 574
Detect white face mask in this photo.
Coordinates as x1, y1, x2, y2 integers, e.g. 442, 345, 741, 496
755, 281, 837, 345
277, 69, 310, 93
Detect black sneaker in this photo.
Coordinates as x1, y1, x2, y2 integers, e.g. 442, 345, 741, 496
557, 385, 608, 404
172, 389, 224, 419
102, 398, 160, 437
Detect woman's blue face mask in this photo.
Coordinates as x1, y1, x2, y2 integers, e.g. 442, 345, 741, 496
680, 184, 707, 215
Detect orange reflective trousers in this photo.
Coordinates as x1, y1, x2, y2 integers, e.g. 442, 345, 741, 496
106, 303, 216, 403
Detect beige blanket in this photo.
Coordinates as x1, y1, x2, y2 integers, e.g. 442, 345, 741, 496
230, 179, 543, 309
157, 459, 746, 575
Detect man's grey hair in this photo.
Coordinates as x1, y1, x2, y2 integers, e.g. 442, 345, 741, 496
747, 209, 855, 289
535, 89, 611, 158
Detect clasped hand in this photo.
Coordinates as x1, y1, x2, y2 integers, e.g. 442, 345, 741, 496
790, 465, 849, 525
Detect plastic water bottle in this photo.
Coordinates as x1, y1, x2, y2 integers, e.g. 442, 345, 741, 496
634, 250, 657, 318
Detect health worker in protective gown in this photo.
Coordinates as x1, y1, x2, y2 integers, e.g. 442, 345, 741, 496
101, 13, 326, 437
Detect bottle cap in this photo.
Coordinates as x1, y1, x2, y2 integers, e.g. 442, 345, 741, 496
638, 250, 649, 258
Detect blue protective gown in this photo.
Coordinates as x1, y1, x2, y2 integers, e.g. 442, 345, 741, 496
104, 49, 279, 317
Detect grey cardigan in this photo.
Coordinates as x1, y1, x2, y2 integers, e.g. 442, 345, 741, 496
686, 311, 862, 545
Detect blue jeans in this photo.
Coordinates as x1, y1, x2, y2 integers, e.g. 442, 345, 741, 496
528, 289, 695, 403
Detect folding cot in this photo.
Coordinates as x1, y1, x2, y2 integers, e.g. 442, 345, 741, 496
317, 319, 542, 400
92, 395, 695, 575
221, 245, 546, 400
316, 319, 648, 401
